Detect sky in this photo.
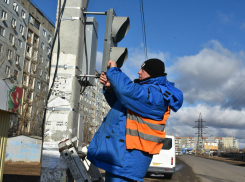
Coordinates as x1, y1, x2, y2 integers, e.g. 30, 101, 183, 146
30, 0, 245, 149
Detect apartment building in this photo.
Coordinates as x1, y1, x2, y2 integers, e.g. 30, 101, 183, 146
80, 70, 110, 143
175, 137, 182, 152
181, 136, 195, 149
222, 137, 238, 150
0, 0, 55, 136
187, 136, 238, 152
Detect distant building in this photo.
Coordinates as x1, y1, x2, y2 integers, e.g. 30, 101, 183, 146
222, 137, 238, 150
181, 136, 195, 149
175, 137, 182, 152
181, 136, 238, 152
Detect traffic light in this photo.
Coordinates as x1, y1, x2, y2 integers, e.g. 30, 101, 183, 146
101, 8, 130, 72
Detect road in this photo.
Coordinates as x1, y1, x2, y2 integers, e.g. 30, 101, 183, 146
179, 155, 245, 182
144, 156, 201, 182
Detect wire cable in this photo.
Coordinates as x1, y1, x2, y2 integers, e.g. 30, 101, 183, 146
207, 69, 245, 121
139, 0, 148, 60
41, 0, 65, 140
80, 10, 89, 94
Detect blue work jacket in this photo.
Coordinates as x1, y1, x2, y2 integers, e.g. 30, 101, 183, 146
87, 67, 182, 181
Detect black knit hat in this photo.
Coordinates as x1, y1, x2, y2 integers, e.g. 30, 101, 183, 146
141, 58, 167, 78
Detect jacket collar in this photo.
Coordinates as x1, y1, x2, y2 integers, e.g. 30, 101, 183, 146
134, 76, 167, 85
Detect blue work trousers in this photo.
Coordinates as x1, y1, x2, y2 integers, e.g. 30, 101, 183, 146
105, 172, 137, 182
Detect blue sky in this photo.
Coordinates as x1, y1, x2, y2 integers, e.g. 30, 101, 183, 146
30, 0, 245, 148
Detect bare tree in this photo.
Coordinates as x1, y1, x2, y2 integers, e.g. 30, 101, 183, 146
17, 55, 49, 136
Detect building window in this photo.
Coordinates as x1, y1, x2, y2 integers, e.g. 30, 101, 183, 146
5, 66, 10, 77
32, 50, 37, 60
0, 26, 5, 36
37, 82, 41, 89
1, 10, 7, 21
9, 33, 14, 45
47, 47, 50, 55
14, 70, 18, 79
0, 44, 3, 54
7, 49, 12, 60
23, 74, 27, 85
13, 3, 18, 12
48, 35, 52, 43
42, 30, 46, 37
19, 25, 24, 34
31, 63, 36, 74
26, 45, 31, 54
15, 55, 20, 65
27, 92, 32, 99
18, 39, 22, 48
21, 10, 26, 19
27, 30, 32, 43
45, 73, 49, 80
40, 55, 43, 63
4, 0, 9, 5
34, 35, 39, 45
11, 18, 16, 29
41, 42, 45, 50
29, 15, 34, 24
39, 69, 43, 76
24, 60, 29, 70
34, 20, 40, 30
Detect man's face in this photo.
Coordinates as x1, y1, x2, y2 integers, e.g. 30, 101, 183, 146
138, 68, 150, 80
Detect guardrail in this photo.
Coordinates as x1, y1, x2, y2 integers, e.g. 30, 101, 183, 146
219, 153, 245, 161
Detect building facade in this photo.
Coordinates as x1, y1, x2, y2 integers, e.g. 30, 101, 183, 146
80, 70, 111, 144
175, 137, 182, 152
180, 136, 239, 152
0, 0, 55, 136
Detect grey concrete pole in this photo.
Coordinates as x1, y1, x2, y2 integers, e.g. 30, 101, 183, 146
40, 0, 88, 181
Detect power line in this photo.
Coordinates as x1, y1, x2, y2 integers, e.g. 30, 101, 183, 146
207, 71, 245, 121
211, 91, 245, 121
139, 0, 148, 60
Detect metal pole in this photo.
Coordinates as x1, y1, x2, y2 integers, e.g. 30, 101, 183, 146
40, 0, 88, 181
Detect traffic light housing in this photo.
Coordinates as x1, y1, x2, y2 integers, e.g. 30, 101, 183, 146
101, 8, 130, 72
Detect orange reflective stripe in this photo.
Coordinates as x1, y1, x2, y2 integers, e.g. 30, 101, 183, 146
126, 135, 164, 154
126, 119, 165, 138
127, 107, 170, 125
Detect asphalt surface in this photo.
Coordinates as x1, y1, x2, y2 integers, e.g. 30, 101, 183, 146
179, 155, 245, 182
143, 156, 201, 182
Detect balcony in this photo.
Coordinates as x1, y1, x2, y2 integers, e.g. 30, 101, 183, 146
32, 51, 38, 62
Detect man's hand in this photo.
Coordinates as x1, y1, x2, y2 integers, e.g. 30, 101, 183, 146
107, 60, 117, 69
100, 72, 111, 88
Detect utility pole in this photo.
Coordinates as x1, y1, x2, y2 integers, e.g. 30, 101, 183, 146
238, 136, 245, 152
40, 0, 88, 181
193, 113, 207, 154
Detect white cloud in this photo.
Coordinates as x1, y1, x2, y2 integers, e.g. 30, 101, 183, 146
240, 22, 245, 30
218, 12, 234, 24
168, 40, 245, 107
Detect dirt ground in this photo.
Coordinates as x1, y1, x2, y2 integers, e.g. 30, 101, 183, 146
2, 157, 200, 182
3, 162, 41, 182
3, 155, 243, 182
